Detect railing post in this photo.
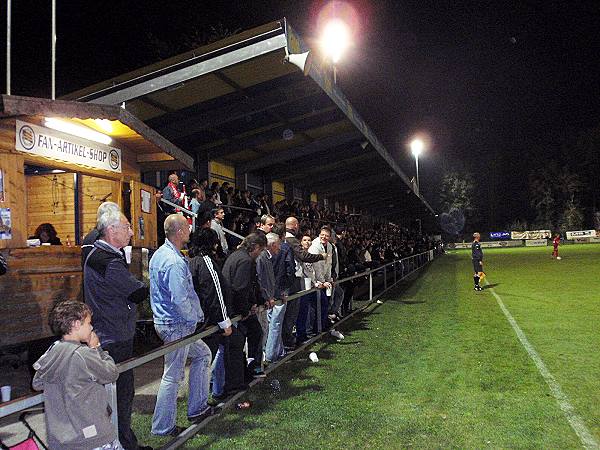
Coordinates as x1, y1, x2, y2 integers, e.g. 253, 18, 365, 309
369, 272, 373, 301
106, 381, 118, 436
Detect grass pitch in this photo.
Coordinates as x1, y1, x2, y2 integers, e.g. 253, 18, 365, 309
134, 245, 600, 449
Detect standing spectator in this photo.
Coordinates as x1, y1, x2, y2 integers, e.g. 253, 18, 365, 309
257, 214, 275, 235
219, 182, 230, 206
309, 226, 334, 333
162, 174, 186, 214
149, 214, 212, 436
33, 301, 121, 450
295, 233, 319, 344
328, 231, 345, 322
256, 233, 285, 363
83, 209, 150, 450
222, 232, 266, 378
211, 206, 229, 255
188, 229, 246, 399
281, 217, 325, 348
209, 182, 222, 205
81, 202, 121, 265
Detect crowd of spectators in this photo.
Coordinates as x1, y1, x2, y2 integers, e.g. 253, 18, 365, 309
160, 177, 436, 264
30, 172, 437, 448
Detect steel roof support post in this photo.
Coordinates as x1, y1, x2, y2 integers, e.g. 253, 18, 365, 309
262, 174, 273, 199
235, 169, 247, 191
196, 154, 209, 185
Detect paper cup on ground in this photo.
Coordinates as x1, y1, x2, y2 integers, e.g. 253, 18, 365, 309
1, 386, 11, 402
309, 352, 319, 363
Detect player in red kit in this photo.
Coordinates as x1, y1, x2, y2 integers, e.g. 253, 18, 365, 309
552, 234, 560, 259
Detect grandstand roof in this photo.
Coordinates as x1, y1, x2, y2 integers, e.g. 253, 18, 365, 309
64, 19, 435, 218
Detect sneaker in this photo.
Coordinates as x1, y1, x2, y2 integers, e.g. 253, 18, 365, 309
474, 286, 483, 291
330, 329, 345, 340
155, 425, 185, 437
253, 370, 267, 378
188, 406, 213, 424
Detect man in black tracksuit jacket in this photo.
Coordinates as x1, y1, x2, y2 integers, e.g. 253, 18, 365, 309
189, 229, 246, 393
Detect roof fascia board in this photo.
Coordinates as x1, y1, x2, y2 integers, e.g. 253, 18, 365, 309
80, 29, 287, 105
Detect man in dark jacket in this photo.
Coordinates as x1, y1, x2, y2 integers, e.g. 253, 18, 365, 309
83, 209, 151, 450
222, 232, 266, 377
281, 217, 326, 348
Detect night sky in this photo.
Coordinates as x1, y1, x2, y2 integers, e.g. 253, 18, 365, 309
2, 1, 600, 230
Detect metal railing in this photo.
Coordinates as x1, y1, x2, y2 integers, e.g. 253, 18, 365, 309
0, 249, 436, 443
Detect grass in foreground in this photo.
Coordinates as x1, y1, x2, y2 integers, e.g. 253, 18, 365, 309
133, 245, 600, 449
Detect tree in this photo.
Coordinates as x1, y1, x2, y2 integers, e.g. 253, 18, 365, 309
528, 163, 584, 231
438, 171, 476, 236
439, 171, 475, 215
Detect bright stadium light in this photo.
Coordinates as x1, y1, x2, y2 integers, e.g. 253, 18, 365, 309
410, 138, 424, 157
320, 19, 350, 64
410, 138, 425, 191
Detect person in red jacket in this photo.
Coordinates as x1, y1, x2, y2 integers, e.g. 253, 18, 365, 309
552, 234, 561, 259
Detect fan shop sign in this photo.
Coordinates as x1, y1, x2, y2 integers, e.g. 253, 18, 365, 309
15, 120, 122, 173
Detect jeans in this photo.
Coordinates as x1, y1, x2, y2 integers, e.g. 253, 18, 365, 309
204, 326, 247, 395
151, 322, 211, 435
212, 344, 225, 397
265, 302, 287, 362
296, 291, 317, 341
330, 283, 345, 316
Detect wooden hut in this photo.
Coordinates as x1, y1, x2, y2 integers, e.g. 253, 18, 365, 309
0, 95, 193, 347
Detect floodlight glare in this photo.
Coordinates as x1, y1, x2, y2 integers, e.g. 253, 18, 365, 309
410, 138, 424, 157
321, 19, 350, 64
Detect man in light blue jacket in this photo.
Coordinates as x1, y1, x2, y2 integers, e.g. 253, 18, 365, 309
150, 214, 212, 436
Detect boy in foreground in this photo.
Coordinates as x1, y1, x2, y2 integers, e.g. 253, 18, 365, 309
33, 301, 122, 450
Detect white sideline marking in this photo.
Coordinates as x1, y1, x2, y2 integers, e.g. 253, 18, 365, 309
485, 282, 600, 449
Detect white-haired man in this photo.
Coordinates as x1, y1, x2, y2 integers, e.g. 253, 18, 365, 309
81, 201, 121, 265
256, 232, 285, 364
83, 208, 151, 450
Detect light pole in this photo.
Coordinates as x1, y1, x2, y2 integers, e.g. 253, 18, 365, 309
410, 138, 424, 192
320, 18, 350, 84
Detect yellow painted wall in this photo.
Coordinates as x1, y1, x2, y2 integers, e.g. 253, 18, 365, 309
272, 180, 285, 203
209, 161, 235, 186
